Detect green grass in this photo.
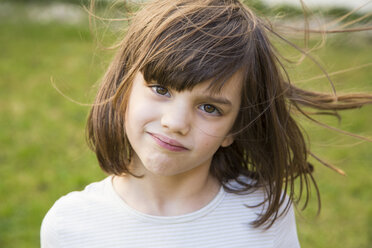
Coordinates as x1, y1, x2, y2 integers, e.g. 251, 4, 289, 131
0, 12, 107, 247
0, 3, 371, 248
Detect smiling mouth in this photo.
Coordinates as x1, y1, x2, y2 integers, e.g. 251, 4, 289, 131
148, 133, 188, 152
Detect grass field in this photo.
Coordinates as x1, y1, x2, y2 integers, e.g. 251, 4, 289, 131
0, 3, 371, 248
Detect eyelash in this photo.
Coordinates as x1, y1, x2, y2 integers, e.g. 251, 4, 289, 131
149, 85, 222, 116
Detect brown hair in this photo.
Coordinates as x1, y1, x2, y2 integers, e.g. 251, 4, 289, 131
86, 0, 372, 228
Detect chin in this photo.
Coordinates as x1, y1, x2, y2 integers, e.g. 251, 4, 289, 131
142, 162, 181, 177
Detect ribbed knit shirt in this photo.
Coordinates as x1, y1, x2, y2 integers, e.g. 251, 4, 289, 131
41, 176, 300, 248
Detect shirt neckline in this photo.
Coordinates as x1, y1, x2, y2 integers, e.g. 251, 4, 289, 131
105, 175, 226, 224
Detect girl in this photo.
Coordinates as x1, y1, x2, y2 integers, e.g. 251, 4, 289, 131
41, 0, 372, 247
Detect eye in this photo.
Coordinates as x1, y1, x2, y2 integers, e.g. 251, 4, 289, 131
150, 85, 171, 97
199, 104, 221, 116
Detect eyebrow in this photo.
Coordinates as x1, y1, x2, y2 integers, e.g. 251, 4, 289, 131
201, 95, 232, 106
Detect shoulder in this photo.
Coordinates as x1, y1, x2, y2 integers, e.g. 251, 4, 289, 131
223, 176, 300, 247
48, 176, 111, 212
225, 175, 296, 212
224, 175, 267, 205
40, 176, 112, 247
271, 202, 300, 247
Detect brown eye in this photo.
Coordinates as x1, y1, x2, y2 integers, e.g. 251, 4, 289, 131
200, 104, 221, 115
203, 104, 216, 113
156, 87, 168, 95
151, 86, 170, 97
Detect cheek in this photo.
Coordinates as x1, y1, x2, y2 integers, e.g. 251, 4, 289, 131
195, 120, 232, 139
196, 131, 226, 151
126, 99, 158, 128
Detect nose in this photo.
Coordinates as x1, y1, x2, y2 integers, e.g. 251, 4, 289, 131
161, 100, 191, 136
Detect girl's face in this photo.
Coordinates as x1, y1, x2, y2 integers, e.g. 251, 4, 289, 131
125, 72, 242, 178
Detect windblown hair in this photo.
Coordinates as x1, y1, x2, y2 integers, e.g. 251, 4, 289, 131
86, 0, 372, 227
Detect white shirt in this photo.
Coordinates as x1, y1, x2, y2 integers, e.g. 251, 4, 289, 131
41, 176, 300, 248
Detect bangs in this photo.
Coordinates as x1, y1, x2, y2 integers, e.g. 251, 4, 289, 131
140, 0, 254, 93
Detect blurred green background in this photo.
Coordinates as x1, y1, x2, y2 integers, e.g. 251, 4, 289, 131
0, 0, 371, 247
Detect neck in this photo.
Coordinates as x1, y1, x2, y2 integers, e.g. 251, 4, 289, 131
112, 159, 220, 216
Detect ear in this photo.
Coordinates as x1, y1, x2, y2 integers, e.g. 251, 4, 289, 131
221, 135, 234, 147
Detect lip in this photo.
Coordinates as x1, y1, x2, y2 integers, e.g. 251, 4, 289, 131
148, 132, 188, 152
